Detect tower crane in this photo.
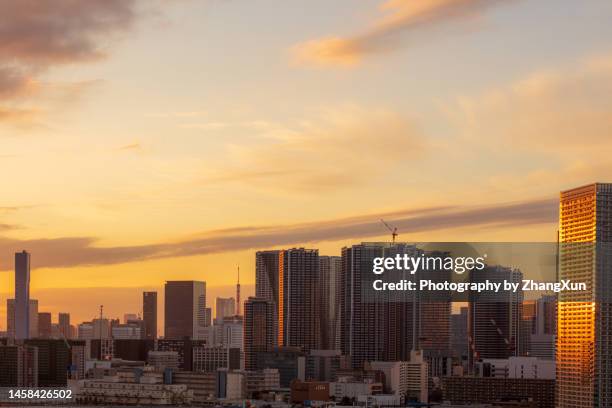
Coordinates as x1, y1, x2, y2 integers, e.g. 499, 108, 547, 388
380, 219, 398, 243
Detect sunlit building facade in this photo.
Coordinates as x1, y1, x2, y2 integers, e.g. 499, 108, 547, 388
557, 183, 612, 407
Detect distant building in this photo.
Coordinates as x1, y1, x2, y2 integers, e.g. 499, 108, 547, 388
14, 251, 31, 340
306, 349, 347, 382
330, 377, 383, 400
368, 350, 429, 403
216, 297, 236, 321
143, 291, 157, 340
38, 312, 52, 338
278, 248, 321, 353
112, 339, 155, 361
6, 298, 38, 339
212, 315, 243, 350
157, 339, 206, 371
58, 313, 71, 339
111, 323, 141, 340
244, 297, 277, 371
256, 347, 305, 388
24, 339, 70, 387
469, 266, 523, 369
245, 368, 281, 397
192, 346, 241, 372
148, 351, 180, 371
451, 307, 469, 361
172, 371, 216, 403
557, 183, 612, 408
164, 281, 206, 339
291, 380, 330, 404
0, 344, 38, 387
76, 373, 192, 406
319, 255, 342, 350
256, 250, 280, 304
442, 376, 555, 408
475, 356, 555, 379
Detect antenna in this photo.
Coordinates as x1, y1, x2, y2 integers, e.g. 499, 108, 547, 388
380, 219, 398, 243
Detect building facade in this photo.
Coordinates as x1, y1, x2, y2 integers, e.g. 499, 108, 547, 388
557, 183, 612, 408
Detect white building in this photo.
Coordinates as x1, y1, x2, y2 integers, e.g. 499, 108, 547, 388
330, 377, 383, 399
406, 350, 428, 403
111, 324, 141, 340
476, 356, 555, 379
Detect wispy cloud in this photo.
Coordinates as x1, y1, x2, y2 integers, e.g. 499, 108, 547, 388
0, 0, 140, 125
204, 107, 426, 191
116, 142, 142, 151
292, 0, 507, 67
0, 198, 557, 270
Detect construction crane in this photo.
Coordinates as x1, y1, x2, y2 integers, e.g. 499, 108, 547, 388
380, 219, 398, 243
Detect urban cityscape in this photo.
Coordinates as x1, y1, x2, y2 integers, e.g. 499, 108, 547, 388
0, 182, 610, 407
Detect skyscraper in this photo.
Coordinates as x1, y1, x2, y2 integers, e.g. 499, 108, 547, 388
38, 312, 52, 338
164, 281, 206, 339
256, 250, 280, 304
7, 299, 38, 339
341, 243, 421, 369
14, 250, 30, 340
319, 256, 342, 350
216, 297, 236, 321
58, 313, 71, 340
468, 265, 523, 369
278, 248, 321, 353
244, 297, 277, 370
143, 291, 157, 340
557, 183, 612, 408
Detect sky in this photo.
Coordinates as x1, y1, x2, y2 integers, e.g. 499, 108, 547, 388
1, 0, 611, 334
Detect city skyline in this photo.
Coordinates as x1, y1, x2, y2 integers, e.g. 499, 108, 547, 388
2, 1, 612, 336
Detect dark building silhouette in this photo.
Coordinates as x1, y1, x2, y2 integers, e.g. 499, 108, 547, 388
244, 297, 277, 370
0, 344, 38, 387
58, 313, 70, 339
468, 265, 523, 370
256, 347, 305, 388
38, 312, 52, 339
164, 281, 205, 339
24, 339, 70, 387
256, 250, 280, 304
15, 251, 31, 340
157, 338, 206, 371
278, 248, 321, 353
143, 291, 157, 340
319, 256, 342, 350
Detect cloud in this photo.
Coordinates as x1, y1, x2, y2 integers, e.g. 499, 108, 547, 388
0, 197, 557, 270
205, 107, 426, 191
292, 0, 505, 67
452, 53, 612, 157
116, 142, 142, 151
0, 0, 139, 124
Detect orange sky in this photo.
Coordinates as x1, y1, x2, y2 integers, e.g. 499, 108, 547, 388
1, 0, 612, 332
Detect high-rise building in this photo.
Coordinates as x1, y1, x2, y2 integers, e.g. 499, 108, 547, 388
38, 312, 52, 338
14, 250, 31, 340
143, 291, 157, 340
244, 297, 277, 370
0, 344, 38, 387
319, 255, 342, 350
164, 281, 206, 339
557, 183, 612, 408
469, 265, 523, 369
451, 306, 469, 361
7, 299, 38, 339
58, 313, 71, 339
256, 250, 280, 304
278, 248, 321, 353
24, 339, 70, 386
216, 297, 236, 321
341, 243, 424, 369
